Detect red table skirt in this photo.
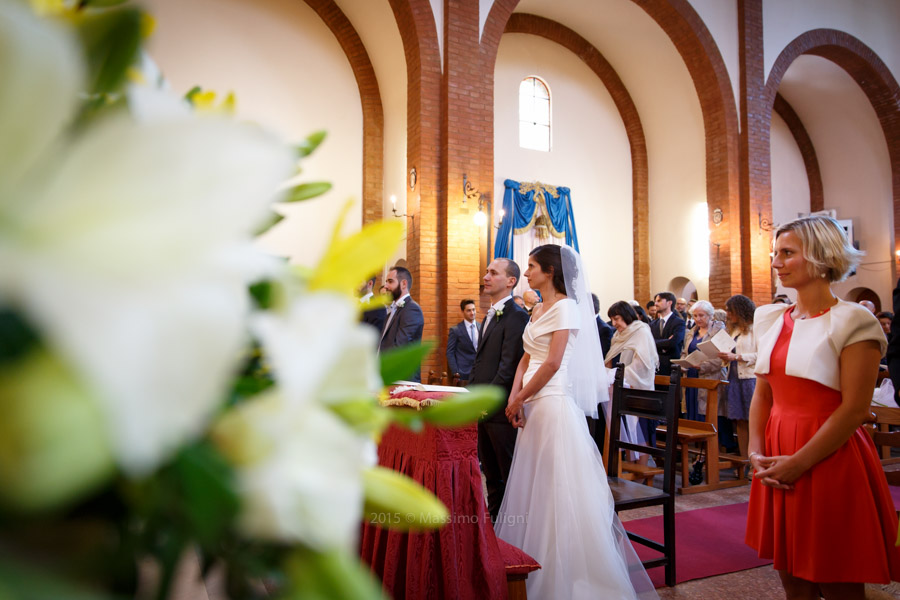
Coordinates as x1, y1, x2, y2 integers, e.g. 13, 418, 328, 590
359, 409, 507, 599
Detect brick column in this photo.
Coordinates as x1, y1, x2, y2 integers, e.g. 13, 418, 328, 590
738, 0, 774, 305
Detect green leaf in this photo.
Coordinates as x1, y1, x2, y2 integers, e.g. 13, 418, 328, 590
184, 85, 203, 103
82, 0, 130, 7
0, 558, 125, 600
77, 7, 144, 97
378, 341, 434, 385
172, 443, 240, 546
285, 182, 332, 203
296, 130, 327, 158
0, 308, 40, 365
254, 211, 285, 236
283, 547, 384, 600
420, 385, 504, 427
327, 398, 390, 434
248, 280, 279, 310
362, 466, 448, 531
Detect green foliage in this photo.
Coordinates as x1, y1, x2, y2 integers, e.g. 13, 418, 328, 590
420, 385, 504, 426
76, 7, 143, 97
362, 466, 449, 532
0, 558, 125, 600
283, 547, 384, 600
328, 397, 391, 434
82, 0, 131, 7
295, 130, 327, 158
285, 182, 332, 203
0, 308, 39, 365
171, 443, 240, 546
378, 341, 434, 385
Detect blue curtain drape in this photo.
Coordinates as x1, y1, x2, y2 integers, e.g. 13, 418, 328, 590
494, 179, 580, 259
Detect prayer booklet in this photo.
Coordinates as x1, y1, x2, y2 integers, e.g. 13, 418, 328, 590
671, 329, 735, 368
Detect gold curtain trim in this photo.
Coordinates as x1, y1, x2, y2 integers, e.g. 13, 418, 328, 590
513, 181, 566, 239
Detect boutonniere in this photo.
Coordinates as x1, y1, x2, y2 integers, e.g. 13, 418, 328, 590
494, 306, 504, 319
396, 299, 406, 308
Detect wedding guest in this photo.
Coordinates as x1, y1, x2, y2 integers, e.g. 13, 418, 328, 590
645, 300, 658, 320
876, 311, 892, 337
634, 304, 651, 324
651, 292, 685, 376
605, 301, 660, 465
713, 308, 727, 324
469, 259, 529, 521
446, 299, 480, 383
718, 294, 757, 460
379, 266, 425, 380
675, 297, 688, 319
680, 300, 726, 424
591, 293, 614, 357
522, 289, 539, 314
359, 275, 386, 335
746, 215, 900, 599
859, 299, 877, 314
512, 294, 525, 309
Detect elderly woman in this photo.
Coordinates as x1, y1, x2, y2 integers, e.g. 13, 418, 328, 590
746, 215, 900, 598
717, 294, 758, 460
680, 300, 726, 421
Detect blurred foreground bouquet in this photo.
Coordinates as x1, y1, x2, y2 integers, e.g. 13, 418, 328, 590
0, 1, 500, 598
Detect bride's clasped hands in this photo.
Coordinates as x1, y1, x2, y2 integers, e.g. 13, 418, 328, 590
505, 393, 526, 428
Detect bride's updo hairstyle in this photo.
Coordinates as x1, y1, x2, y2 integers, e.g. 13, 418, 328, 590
774, 215, 863, 283
529, 245, 567, 295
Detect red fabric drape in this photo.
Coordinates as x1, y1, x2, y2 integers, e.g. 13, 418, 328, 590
359, 391, 507, 599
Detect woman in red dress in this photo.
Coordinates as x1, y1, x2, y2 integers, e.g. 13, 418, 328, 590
745, 215, 900, 599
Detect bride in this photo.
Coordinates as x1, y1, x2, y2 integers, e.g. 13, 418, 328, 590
495, 244, 657, 599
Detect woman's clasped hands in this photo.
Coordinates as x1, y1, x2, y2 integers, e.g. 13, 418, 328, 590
750, 452, 807, 490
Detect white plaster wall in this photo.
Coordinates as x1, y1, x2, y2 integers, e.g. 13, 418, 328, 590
770, 110, 810, 301
778, 57, 894, 305
334, 0, 409, 269
144, 0, 363, 267
687, 0, 740, 126
514, 0, 710, 302
762, 0, 900, 81
494, 34, 633, 312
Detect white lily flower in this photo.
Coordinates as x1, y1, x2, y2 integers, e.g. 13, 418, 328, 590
0, 1, 296, 475
251, 292, 382, 407
213, 391, 373, 550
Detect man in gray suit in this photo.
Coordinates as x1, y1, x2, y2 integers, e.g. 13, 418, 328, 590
379, 266, 425, 381
446, 299, 480, 383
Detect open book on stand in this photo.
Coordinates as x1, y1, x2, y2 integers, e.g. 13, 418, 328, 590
671, 328, 736, 368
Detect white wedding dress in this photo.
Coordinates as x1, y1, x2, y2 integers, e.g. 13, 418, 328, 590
495, 299, 657, 600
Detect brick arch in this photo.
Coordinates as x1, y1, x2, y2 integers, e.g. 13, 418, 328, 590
630, 0, 741, 307
387, 0, 445, 376
483, 0, 741, 306
503, 14, 651, 302
764, 29, 900, 270
772, 93, 824, 212
301, 0, 383, 225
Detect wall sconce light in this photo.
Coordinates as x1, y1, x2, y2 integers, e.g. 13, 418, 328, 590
390, 194, 406, 218
758, 211, 775, 232
712, 207, 723, 226
473, 200, 487, 227
463, 174, 481, 206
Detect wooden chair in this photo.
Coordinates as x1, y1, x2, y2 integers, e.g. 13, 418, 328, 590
654, 375, 747, 494
868, 406, 900, 485
608, 364, 681, 587
427, 370, 448, 385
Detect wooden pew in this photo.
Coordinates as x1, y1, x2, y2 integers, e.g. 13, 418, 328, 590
654, 375, 749, 494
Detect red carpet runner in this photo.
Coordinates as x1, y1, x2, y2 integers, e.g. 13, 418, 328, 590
623, 501, 772, 588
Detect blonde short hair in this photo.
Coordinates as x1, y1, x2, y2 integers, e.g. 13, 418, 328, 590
774, 215, 863, 283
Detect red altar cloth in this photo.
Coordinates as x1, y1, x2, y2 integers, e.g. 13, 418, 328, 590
359, 390, 508, 600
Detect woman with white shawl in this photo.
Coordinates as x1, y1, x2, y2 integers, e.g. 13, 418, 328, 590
604, 301, 660, 461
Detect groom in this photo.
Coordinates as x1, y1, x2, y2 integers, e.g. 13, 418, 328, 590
470, 258, 529, 522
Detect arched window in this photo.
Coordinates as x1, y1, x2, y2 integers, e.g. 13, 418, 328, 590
519, 76, 551, 151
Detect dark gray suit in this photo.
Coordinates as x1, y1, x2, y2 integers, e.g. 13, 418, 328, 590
446, 320, 480, 381
469, 299, 529, 521
379, 296, 425, 382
